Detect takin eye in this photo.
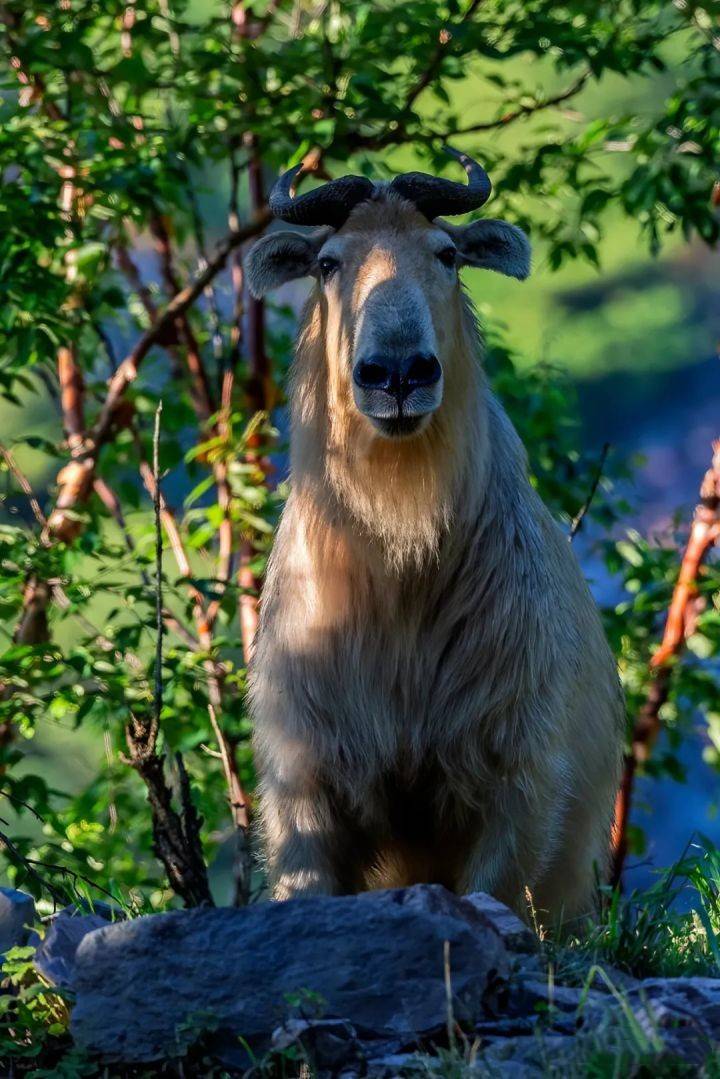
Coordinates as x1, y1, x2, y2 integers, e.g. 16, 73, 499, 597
318, 256, 339, 281
436, 246, 457, 268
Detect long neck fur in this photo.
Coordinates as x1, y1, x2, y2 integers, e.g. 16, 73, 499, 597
289, 290, 496, 572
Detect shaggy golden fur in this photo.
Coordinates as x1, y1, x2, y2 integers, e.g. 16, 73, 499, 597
248, 196, 624, 924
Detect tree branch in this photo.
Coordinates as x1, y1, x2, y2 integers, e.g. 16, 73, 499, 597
611, 439, 720, 885
123, 406, 213, 908
449, 69, 591, 136
150, 214, 216, 423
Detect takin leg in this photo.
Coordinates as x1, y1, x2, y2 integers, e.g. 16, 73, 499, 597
259, 774, 366, 900
458, 795, 610, 929
530, 801, 612, 931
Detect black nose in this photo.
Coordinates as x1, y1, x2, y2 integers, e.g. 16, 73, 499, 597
353, 353, 442, 399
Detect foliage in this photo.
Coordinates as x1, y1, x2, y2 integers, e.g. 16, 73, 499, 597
0, 0, 718, 1003
0, 945, 81, 1074
553, 836, 720, 982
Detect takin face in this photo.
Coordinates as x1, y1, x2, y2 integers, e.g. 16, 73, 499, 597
246, 150, 530, 444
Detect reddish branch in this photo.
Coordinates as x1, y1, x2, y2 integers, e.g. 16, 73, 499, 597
150, 214, 217, 423
236, 140, 273, 666
92, 206, 271, 463
147, 213, 234, 632
611, 440, 720, 884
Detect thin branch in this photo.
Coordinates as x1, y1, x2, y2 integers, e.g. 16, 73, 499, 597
186, 176, 226, 373
132, 421, 251, 890
94, 477, 200, 651
57, 345, 86, 455
153, 403, 164, 732
228, 148, 246, 373
0, 444, 47, 529
0, 829, 66, 908
450, 69, 591, 136
569, 441, 610, 540
350, 66, 592, 156
150, 214, 216, 423
123, 406, 214, 908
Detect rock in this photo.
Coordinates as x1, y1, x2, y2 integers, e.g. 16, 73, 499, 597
33, 904, 122, 989
624, 977, 720, 1066
0, 887, 35, 956
71, 885, 510, 1063
271, 1017, 365, 1074
481, 1031, 574, 1076
464, 893, 538, 954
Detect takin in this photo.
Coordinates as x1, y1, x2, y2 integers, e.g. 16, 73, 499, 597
246, 149, 624, 925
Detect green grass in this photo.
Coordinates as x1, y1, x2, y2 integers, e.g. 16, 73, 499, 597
550, 836, 720, 982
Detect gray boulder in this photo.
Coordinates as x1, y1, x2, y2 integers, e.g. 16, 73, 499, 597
624, 977, 720, 1066
71, 885, 510, 1063
464, 893, 538, 955
34, 903, 123, 989
0, 887, 35, 956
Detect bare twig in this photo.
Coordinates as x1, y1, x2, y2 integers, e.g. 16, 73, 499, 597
153, 403, 164, 731
94, 477, 200, 650
123, 405, 214, 908
569, 442, 610, 540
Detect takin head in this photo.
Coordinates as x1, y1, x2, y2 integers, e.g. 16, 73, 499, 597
246, 148, 530, 442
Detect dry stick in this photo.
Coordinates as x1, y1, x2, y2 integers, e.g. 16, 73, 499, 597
153, 404, 164, 730
611, 440, 720, 885
134, 428, 252, 904
93, 477, 199, 652
124, 404, 213, 908
569, 441, 610, 541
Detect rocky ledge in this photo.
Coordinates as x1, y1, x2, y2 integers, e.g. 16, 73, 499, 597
3, 883, 720, 1074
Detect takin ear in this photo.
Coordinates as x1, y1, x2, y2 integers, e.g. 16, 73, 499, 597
245, 228, 333, 298
441, 219, 531, 280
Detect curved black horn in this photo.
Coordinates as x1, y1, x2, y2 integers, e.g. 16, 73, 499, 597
389, 145, 492, 220
269, 163, 375, 228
